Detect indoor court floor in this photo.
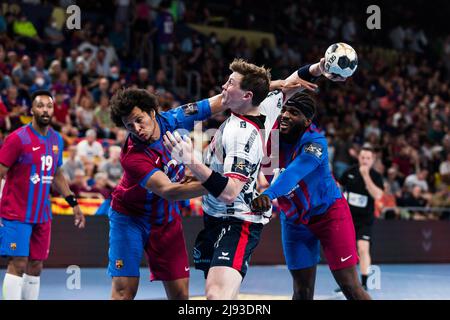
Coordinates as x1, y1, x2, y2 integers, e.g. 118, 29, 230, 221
2, 264, 450, 300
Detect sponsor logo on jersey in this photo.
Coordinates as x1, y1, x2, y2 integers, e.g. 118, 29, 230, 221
30, 173, 41, 184
182, 102, 199, 116
231, 157, 251, 176
304, 143, 323, 158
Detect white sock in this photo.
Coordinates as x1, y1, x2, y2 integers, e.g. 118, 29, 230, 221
2, 273, 23, 300
21, 274, 40, 300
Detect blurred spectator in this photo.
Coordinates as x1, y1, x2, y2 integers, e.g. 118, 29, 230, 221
100, 145, 123, 187
12, 55, 35, 92
76, 128, 104, 164
69, 168, 88, 198
399, 185, 431, 220
404, 169, 430, 192
62, 145, 84, 181
94, 95, 114, 139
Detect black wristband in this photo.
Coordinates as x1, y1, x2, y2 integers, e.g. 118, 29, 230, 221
202, 171, 229, 198
297, 64, 318, 83
65, 195, 78, 207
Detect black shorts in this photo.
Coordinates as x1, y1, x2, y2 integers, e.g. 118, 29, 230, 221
193, 214, 263, 279
352, 217, 373, 242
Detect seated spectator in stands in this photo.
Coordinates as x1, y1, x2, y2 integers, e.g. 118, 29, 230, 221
69, 168, 89, 198
100, 145, 123, 187
2, 86, 28, 131
79, 172, 111, 200
135, 68, 150, 89
95, 48, 110, 77
44, 17, 64, 47
439, 153, 450, 184
386, 167, 403, 198
12, 55, 36, 92
66, 49, 80, 74
48, 60, 62, 84
399, 185, 431, 220
52, 90, 71, 131
94, 95, 114, 139
30, 76, 50, 93
375, 182, 400, 220
0, 68, 12, 93
32, 55, 51, 87
392, 145, 419, 178
85, 59, 100, 90
76, 95, 96, 134
91, 77, 110, 103
62, 145, 85, 181
76, 129, 104, 164
428, 119, 446, 144
13, 14, 40, 41
52, 71, 73, 101
429, 185, 450, 220
404, 169, 429, 192
84, 159, 98, 187
114, 128, 127, 148
0, 97, 10, 131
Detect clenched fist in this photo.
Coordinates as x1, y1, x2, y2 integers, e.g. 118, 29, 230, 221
251, 194, 272, 213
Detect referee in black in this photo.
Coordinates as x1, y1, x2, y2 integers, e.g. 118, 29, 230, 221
339, 144, 384, 290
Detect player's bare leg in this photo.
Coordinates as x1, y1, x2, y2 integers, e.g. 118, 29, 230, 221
20, 259, 43, 300
7, 257, 28, 276
357, 240, 371, 288
205, 266, 242, 300
331, 266, 371, 300
290, 266, 317, 300
163, 277, 189, 300
3, 257, 27, 300
111, 276, 139, 300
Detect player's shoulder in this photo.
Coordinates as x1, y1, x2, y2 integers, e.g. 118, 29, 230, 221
4, 125, 29, 144
226, 115, 261, 141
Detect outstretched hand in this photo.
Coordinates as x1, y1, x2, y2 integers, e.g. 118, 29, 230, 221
163, 131, 194, 164
318, 58, 348, 82
271, 77, 318, 93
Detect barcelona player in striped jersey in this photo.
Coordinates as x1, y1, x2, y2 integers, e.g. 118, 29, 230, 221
108, 88, 237, 300
252, 84, 371, 299
0, 90, 85, 300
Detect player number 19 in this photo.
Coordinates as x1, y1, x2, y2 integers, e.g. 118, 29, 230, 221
41, 155, 53, 171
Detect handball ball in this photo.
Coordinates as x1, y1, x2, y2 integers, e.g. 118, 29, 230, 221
324, 43, 358, 78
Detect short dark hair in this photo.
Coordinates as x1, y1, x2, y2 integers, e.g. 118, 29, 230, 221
110, 88, 159, 127
285, 92, 316, 120
229, 58, 271, 106
31, 90, 53, 102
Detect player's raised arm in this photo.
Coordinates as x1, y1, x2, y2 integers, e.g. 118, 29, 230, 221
279, 58, 348, 102
52, 167, 86, 228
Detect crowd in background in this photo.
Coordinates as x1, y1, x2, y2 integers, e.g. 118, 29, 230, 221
0, 0, 449, 220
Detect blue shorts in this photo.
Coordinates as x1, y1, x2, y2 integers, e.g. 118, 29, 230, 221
281, 198, 358, 271
281, 218, 321, 270
0, 218, 51, 260
108, 207, 189, 281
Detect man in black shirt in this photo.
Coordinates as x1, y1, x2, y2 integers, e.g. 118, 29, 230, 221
339, 145, 384, 290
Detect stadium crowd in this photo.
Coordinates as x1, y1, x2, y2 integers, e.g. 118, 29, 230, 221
0, 0, 449, 220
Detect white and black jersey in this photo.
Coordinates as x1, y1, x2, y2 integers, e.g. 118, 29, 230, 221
202, 90, 284, 224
